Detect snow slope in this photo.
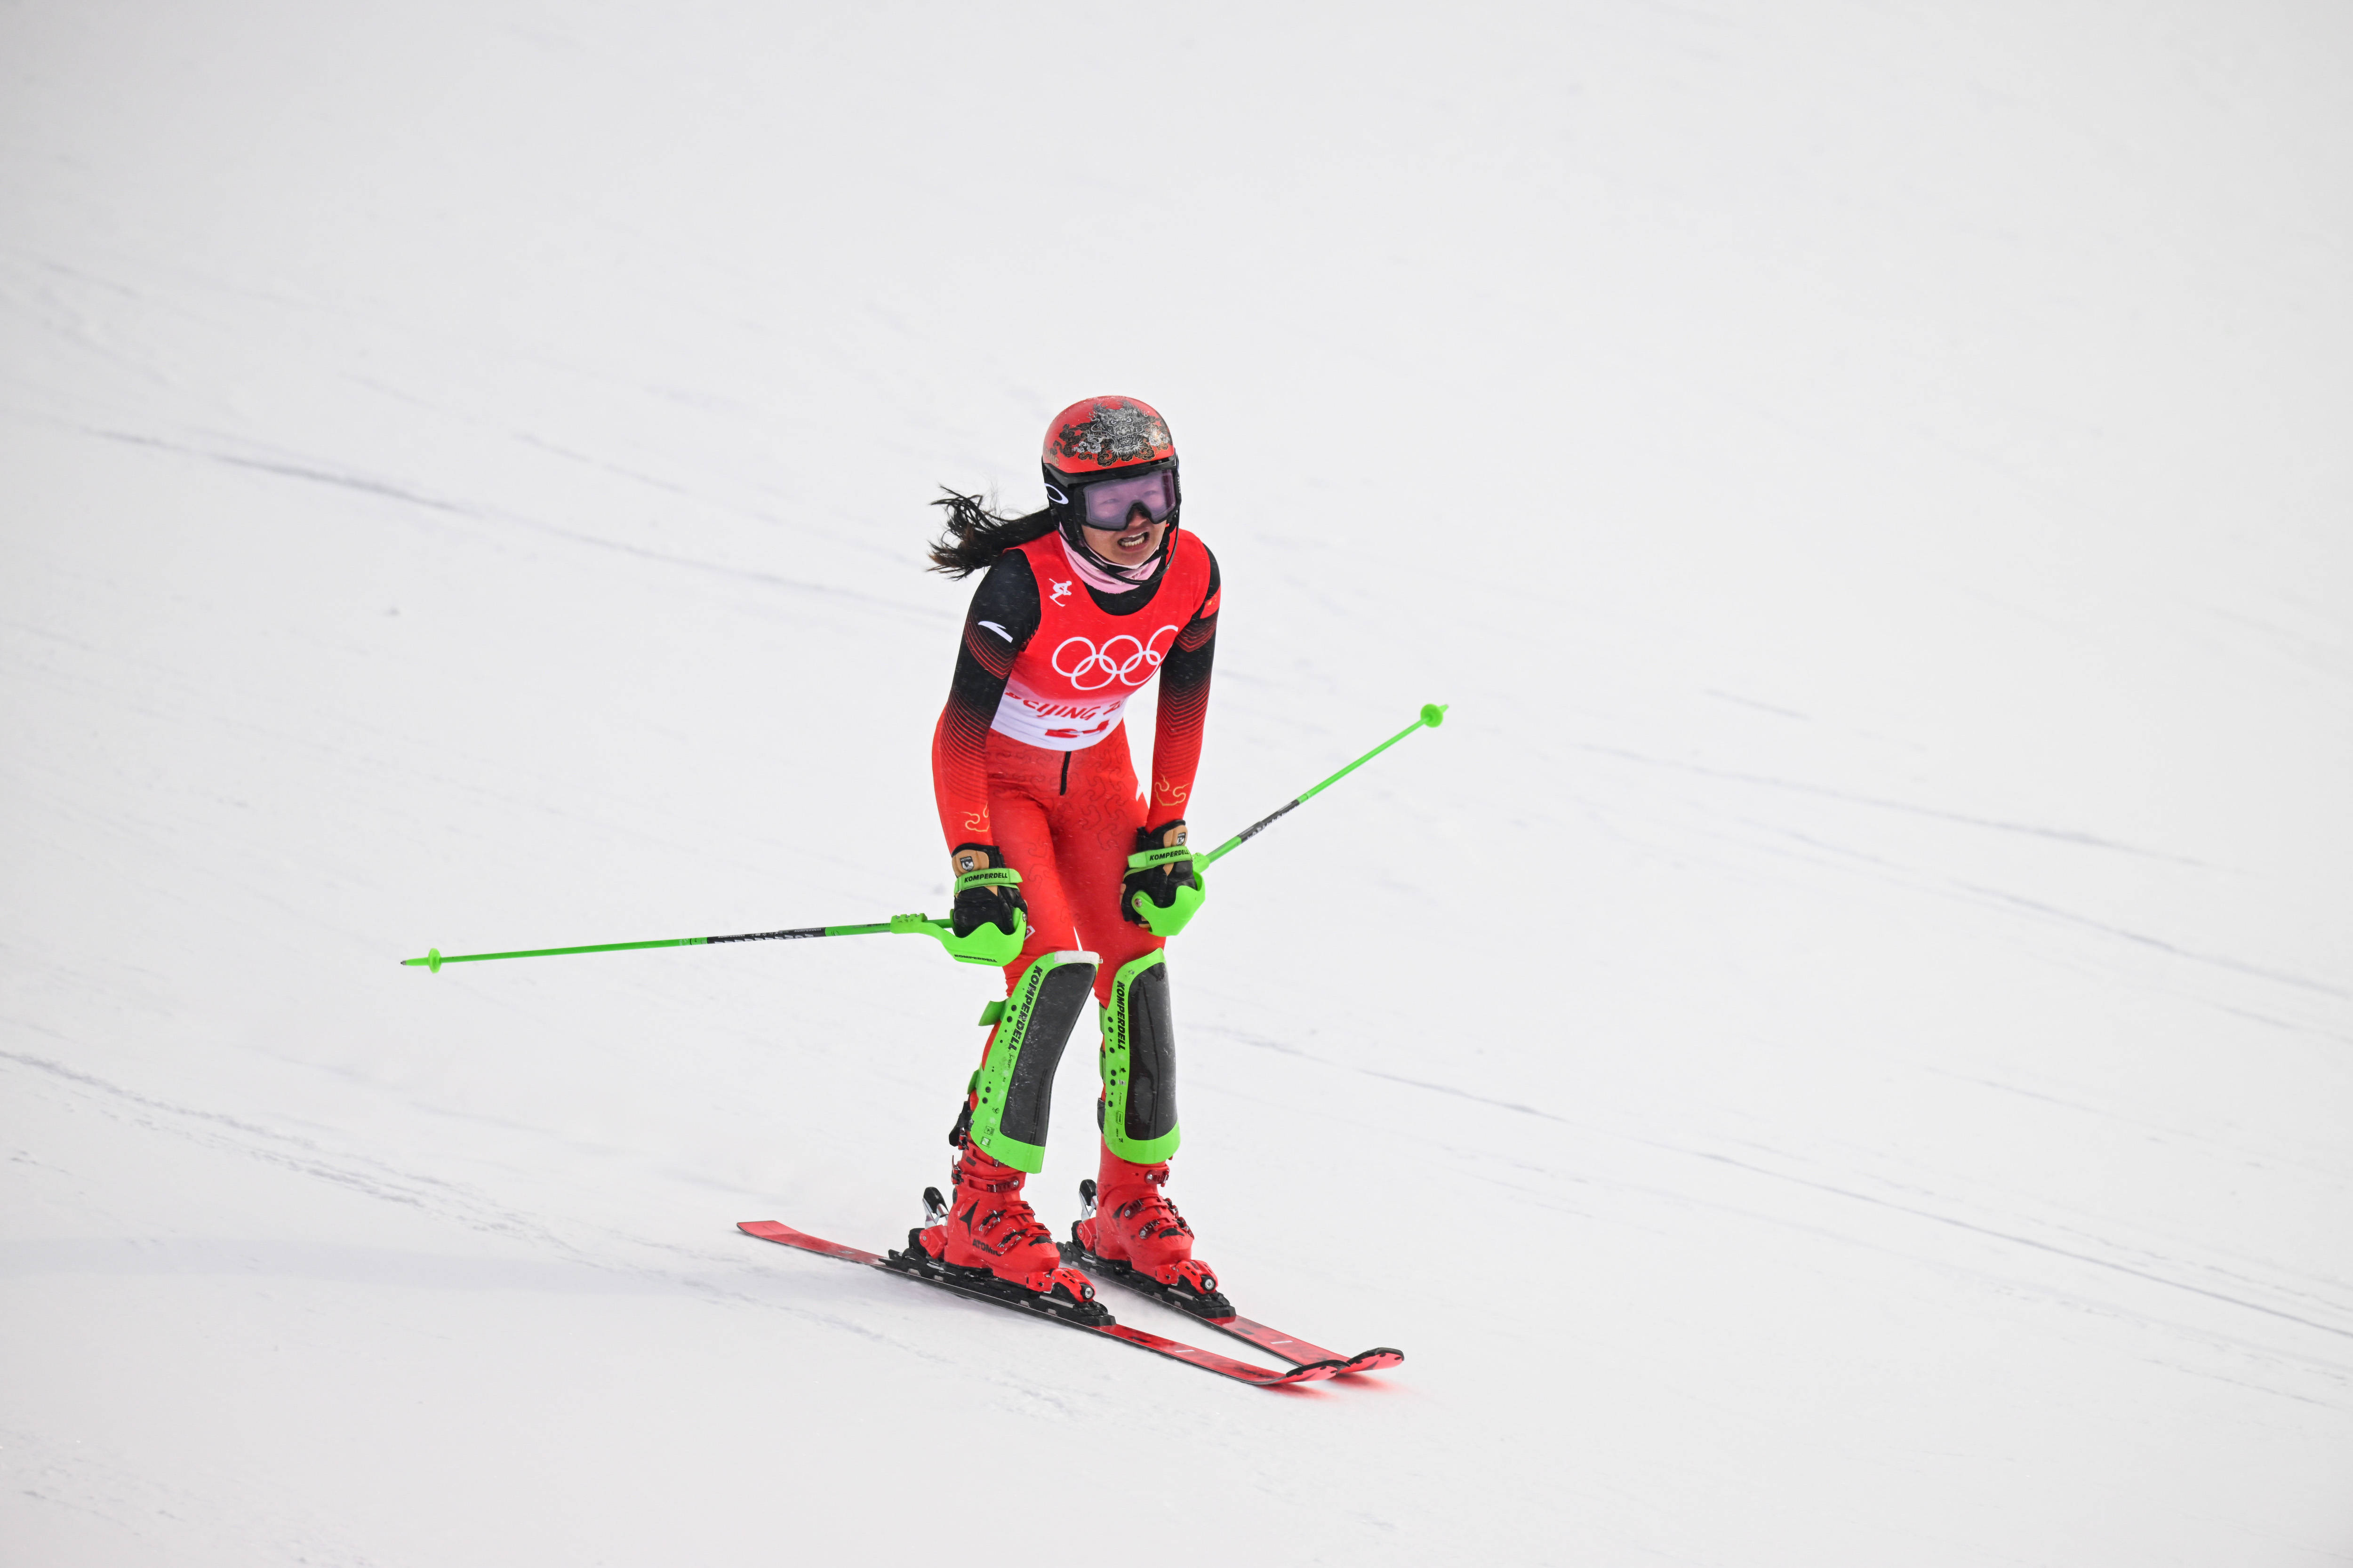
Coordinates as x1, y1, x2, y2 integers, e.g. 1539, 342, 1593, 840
4, 3, 2349, 1563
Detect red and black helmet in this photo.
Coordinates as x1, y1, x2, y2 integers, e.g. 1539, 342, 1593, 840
1040, 395, 1182, 541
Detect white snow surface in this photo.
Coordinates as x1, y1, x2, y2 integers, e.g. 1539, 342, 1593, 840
4, 4, 2350, 1563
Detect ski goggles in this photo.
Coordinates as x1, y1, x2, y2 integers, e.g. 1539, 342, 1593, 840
1074, 467, 1179, 530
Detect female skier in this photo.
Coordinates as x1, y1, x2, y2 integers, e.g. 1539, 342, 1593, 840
918, 395, 1220, 1315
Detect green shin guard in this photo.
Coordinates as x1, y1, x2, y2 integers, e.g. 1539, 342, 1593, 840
1098, 950, 1181, 1164
968, 949, 1098, 1173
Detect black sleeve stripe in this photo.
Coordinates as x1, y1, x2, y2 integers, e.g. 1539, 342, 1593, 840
968, 550, 1041, 654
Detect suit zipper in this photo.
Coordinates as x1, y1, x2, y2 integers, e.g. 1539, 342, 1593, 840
1059, 750, 1071, 796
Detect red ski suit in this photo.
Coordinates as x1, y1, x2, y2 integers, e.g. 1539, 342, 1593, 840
931, 529, 1219, 1004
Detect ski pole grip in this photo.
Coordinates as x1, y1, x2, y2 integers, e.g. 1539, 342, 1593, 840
902, 910, 1027, 968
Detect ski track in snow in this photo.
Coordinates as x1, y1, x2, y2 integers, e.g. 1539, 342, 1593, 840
1198, 1021, 2353, 1382
4, 4, 2352, 1566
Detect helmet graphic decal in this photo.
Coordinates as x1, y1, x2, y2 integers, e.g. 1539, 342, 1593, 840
1043, 396, 1175, 472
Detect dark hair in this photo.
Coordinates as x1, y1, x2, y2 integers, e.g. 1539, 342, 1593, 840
927, 487, 1058, 578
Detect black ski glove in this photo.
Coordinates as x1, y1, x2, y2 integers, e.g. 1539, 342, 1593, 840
1121, 820, 1203, 934
949, 843, 1026, 939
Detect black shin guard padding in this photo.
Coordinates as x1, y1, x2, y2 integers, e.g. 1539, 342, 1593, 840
1122, 960, 1178, 1144
999, 962, 1094, 1148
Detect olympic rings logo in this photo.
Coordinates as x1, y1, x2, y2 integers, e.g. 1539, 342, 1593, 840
1052, 627, 1179, 691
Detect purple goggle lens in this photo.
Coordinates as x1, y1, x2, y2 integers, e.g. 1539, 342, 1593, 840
1079, 468, 1177, 529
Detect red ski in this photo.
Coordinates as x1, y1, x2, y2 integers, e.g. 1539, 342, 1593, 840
737, 1221, 1345, 1389
1060, 1235, 1403, 1376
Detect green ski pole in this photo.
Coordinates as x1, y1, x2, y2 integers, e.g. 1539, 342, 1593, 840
400, 910, 1021, 973
402, 703, 1446, 974
1197, 702, 1448, 870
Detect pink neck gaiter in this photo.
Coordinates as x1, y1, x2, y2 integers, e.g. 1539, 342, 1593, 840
1056, 529, 1162, 595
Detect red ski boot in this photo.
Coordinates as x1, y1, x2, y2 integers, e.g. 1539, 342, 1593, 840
1067, 1147, 1231, 1318
916, 1145, 1100, 1315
